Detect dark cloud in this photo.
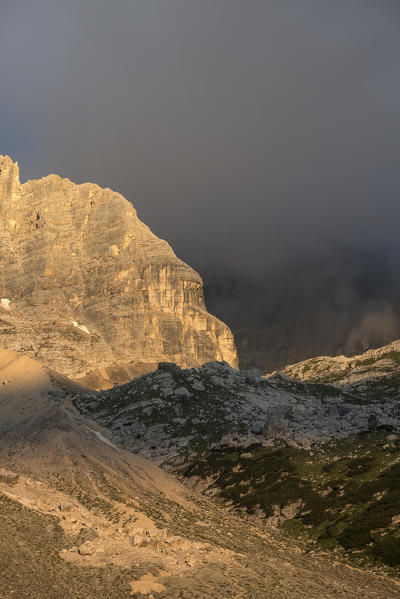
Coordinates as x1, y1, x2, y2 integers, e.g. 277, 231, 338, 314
1, 1, 400, 363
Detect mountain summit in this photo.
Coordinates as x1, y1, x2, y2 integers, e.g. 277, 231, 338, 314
0, 155, 237, 387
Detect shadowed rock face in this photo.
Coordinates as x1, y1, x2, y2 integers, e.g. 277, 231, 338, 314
0, 155, 237, 386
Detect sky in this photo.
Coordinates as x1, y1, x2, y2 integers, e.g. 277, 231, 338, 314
1, 1, 400, 359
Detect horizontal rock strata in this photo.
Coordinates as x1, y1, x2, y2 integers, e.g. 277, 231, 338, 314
0, 155, 237, 387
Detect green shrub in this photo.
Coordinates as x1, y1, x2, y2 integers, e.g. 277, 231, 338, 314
372, 535, 400, 566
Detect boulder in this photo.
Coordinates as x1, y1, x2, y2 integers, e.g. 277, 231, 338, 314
174, 386, 190, 398
78, 542, 94, 556
130, 534, 145, 547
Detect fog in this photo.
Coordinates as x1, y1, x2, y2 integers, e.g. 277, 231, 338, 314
2, 1, 400, 364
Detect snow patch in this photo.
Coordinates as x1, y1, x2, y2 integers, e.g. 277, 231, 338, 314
88, 428, 118, 449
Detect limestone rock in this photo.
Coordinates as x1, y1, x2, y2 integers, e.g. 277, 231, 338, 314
174, 386, 190, 397
267, 339, 400, 386
0, 156, 238, 387
129, 534, 144, 547
78, 541, 94, 556
0, 468, 19, 486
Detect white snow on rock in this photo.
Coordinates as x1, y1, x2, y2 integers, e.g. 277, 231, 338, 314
88, 428, 118, 449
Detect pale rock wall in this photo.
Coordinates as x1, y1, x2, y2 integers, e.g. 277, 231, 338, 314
0, 155, 237, 386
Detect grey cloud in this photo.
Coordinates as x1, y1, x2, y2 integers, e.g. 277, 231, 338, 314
1, 0, 400, 362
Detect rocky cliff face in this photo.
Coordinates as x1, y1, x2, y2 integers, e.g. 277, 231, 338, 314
0, 155, 237, 387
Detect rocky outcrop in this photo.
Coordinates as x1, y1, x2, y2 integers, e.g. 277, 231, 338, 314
75, 361, 400, 465
268, 339, 400, 385
0, 155, 237, 387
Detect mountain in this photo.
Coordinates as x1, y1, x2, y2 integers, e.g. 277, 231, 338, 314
2, 350, 395, 598
76, 360, 400, 568
0, 155, 237, 389
269, 339, 400, 386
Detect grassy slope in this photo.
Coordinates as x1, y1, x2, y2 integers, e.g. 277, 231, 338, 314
182, 427, 400, 567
